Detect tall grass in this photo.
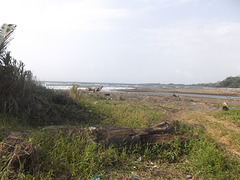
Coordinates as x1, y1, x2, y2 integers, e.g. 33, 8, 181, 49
1, 88, 240, 179
28, 130, 240, 179
32, 132, 129, 179
70, 91, 165, 129
31, 132, 188, 179
0, 24, 35, 116
186, 136, 240, 179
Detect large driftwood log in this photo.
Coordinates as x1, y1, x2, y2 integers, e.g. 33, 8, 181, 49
42, 121, 190, 146
89, 121, 189, 145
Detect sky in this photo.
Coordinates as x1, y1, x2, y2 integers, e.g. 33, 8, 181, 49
1, 0, 240, 84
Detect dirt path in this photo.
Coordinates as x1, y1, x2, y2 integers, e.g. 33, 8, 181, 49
177, 110, 240, 159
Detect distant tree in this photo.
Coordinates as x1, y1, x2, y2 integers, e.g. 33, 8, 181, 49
219, 76, 240, 88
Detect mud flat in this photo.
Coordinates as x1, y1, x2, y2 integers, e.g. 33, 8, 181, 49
117, 87, 240, 97
99, 87, 240, 112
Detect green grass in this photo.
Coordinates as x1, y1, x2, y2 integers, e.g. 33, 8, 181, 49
1, 131, 239, 179
0, 113, 34, 133
1, 91, 240, 179
213, 105, 240, 127
93, 100, 164, 128
26, 131, 239, 179
185, 136, 240, 180
31, 132, 122, 179
72, 92, 165, 128
30, 132, 189, 179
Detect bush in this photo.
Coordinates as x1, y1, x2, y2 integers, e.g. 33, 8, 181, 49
0, 24, 37, 115
218, 76, 240, 88
0, 24, 86, 126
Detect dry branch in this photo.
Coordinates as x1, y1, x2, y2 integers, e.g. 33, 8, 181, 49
0, 135, 39, 179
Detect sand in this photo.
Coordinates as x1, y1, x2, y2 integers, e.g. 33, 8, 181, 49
98, 87, 240, 112
117, 87, 240, 97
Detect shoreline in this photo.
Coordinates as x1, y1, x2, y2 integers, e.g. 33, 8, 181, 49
96, 87, 240, 112
115, 87, 240, 98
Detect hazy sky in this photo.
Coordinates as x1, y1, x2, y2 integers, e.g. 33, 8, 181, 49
2, 0, 240, 84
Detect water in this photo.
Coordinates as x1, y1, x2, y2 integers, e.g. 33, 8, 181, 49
135, 91, 240, 100
41, 81, 240, 99
42, 81, 205, 91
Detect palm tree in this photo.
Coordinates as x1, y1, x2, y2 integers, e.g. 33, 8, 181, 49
0, 24, 21, 114
0, 24, 16, 58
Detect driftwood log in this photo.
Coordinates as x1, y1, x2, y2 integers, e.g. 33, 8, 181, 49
44, 121, 190, 146
86, 86, 104, 92
89, 121, 189, 145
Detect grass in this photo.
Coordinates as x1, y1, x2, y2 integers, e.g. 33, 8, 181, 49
185, 136, 240, 179
26, 131, 239, 179
212, 105, 240, 127
31, 132, 121, 179
72, 92, 165, 128
0, 113, 33, 130
92, 100, 164, 128
0, 113, 34, 142
178, 109, 240, 154
1, 90, 240, 179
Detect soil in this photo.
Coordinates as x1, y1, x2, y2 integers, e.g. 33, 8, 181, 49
119, 87, 240, 97
100, 88, 240, 112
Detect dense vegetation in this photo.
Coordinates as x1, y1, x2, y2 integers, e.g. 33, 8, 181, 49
218, 76, 240, 88
197, 76, 240, 88
0, 24, 97, 127
0, 24, 38, 116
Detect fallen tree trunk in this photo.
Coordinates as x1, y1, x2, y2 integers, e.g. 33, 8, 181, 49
89, 121, 190, 146
42, 121, 191, 146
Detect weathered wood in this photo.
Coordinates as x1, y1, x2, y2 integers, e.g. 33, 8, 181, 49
43, 121, 190, 146
88, 121, 187, 145
86, 86, 104, 92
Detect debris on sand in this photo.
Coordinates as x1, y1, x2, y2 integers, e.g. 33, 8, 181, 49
222, 102, 229, 111
0, 135, 39, 179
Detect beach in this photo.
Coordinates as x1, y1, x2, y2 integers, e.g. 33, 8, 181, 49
117, 87, 240, 97
106, 87, 240, 108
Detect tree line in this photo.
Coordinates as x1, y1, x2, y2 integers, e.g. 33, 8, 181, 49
217, 76, 240, 88
197, 76, 240, 88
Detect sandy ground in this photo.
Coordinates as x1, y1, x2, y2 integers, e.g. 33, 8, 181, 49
100, 88, 240, 112
118, 87, 240, 97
